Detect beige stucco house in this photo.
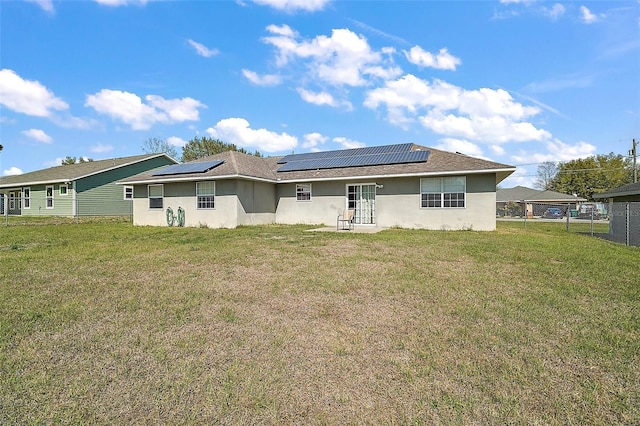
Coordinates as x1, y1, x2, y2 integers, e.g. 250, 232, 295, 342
118, 143, 515, 231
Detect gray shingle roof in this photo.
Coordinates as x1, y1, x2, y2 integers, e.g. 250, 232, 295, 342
119, 144, 516, 184
593, 181, 640, 198
0, 154, 174, 188
497, 186, 586, 202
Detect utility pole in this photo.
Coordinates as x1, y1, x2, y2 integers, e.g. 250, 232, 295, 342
630, 139, 638, 183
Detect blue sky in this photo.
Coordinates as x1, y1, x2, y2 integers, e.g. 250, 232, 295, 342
1, 0, 638, 187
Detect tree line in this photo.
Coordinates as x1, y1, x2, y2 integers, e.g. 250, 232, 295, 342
535, 153, 635, 201
141, 137, 262, 163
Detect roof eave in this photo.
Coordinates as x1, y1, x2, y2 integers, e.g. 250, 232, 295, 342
594, 190, 640, 199
0, 178, 74, 189
120, 167, 516, 185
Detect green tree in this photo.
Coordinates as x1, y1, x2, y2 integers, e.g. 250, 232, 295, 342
141, 137, 178, 159
181, 136, 261, 162
548, 153, 633, 200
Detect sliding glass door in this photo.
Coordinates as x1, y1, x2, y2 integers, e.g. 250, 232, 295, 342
347, 184, 376, 225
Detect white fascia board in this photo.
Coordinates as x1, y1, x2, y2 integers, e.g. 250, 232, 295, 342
0, 178, 72, 189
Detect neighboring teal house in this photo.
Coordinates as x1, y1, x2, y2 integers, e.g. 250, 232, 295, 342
0, 153, 177, 217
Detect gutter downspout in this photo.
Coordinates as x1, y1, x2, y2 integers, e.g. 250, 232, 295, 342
72, 181, 77, 218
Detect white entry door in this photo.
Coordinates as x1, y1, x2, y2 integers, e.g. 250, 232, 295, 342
347, 184, 376, 224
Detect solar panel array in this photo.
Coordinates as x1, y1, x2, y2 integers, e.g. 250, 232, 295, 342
277, 150, 429, 172
277, 143, 414, 164
152, 160, 224, 176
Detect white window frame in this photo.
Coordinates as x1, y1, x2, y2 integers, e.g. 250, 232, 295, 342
123, 186, 134, 200
59, 184, 68, 196
9, 192, 15, 210
148, 184, 163, 210
420, 177, 466, 209
46, 185, 54, 209
196, 181, 215, 209
296, 183, 312, 201
23, 187, 31, 209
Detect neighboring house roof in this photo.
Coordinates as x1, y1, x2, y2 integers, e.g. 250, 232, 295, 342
497, 186, 586, 203
593, 181, 640, 199
0, 154, 177, 189
119, 144, 516, 185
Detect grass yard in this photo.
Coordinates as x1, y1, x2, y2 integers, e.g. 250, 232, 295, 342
1, 218, 638, 424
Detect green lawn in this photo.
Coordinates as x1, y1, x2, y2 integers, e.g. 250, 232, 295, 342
1, 218, 638, 424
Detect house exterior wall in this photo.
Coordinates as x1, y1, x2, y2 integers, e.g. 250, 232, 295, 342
132, 180, 239, 227
275, 181, 345, 225
274, 173, 498, 231
3, 156, 174, 217
75, 156, 173, 217
18, 183, 74, 216
130, 173, 499, 230
236, 180, 276, 226
377, 174, 497, 230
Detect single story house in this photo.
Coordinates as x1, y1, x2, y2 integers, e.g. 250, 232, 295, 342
594, 181, 640, 247
118, 143, 515, 231
496, 186, 586, 217
0, 153, 177, 217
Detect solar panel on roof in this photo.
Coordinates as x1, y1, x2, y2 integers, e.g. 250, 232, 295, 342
152, 160, 224, 176
277, 143, 414, 164
277, 150, 429, 172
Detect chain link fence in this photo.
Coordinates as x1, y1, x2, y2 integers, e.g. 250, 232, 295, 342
497, 200, 640, 247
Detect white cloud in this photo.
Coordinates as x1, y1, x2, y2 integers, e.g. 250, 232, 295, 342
85, 89, 205, 130
404, 46, 461, 71
296, 88, 352, 110
25, 0, 54, 13
242, 69, 282, 86
0, 69, 68, 117
3, 167, 23, 176
333, 136, 365, 149
297, 88, 337, 106
363, 75, 461, 127
145, 95, 204, 122
544, 3, 566, 20
21, 129, 53, 144
250, 0, 331, 12
262, 25, 402, 87
365, 74, 551, 144
490, 145, 506, 156
167, 136, 187, 147
434, 138, 484, 158
206, 117, 297, 153
187, 39, 219, 57
90, 143, 113, 153
302, 132, 328, 149
580, 6, 601, 24
511, 139, 597, 164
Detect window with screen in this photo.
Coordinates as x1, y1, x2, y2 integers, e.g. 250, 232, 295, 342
421, 177, 466, 208
148, 184, 163, 209
196, 181, 215, 209
296, 183, 311, 201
